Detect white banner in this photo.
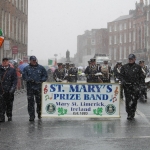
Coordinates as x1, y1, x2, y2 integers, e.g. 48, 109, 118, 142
41, 82, 120, 118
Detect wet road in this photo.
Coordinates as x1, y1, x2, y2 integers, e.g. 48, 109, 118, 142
0, 89, 150, 150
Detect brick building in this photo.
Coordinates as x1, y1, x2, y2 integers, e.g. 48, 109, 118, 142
0, 0, 28, 62
76, 29, 108, 66
108, 0, 150, 66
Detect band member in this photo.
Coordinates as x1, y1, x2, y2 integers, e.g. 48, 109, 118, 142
53, 63, 65, 82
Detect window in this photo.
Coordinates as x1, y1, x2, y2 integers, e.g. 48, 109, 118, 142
124, 33, 126, 43
19, 0, 22, 11
120, 47, 122, 59
22, 0, 25, 13
16, 0, 18, 8
147, 41, 149, 49
147, 11, 149, 21
109, 36, 112, 45
120, 24, 122, 30
16, 18, 18, 41
120, 34, 122, 43
109, 48, 112, 59
8, 13, 10, 38
25, 1, 28, 15
91, 39, 95, 45
133, 45, 135, 51
114, 23, 117, 31
25, 22, 27, 44
129, 46, 131, 54
114, 35, 116, 44
114, 48, 116, 60
129, 22, 131, 28
133, 31, 135, 41
129, 32, 131, 42
12, 16, 14, 39
1, 10, 4, 32
19, 20, 21, 42
5, 12, 7, 36
22, 22, 24, 44
147, 26, 149, 36
109, 26, 112, 32
124, 47, 126, 59
124, 23, 126, 29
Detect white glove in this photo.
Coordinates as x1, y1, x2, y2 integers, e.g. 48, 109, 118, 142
56, 78, 60, 82
59, 79, 63, 82
65, 73, 68, 76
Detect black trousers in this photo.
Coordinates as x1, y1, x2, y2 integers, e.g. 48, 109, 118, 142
123, 84, 139, 116
27, 89, 41, 119
0, 92, 14, 119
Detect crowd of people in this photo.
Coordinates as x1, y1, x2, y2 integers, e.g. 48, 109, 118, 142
0, 53, 149, 122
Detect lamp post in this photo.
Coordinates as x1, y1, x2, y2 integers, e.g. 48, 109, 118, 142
54, 54, 58, 66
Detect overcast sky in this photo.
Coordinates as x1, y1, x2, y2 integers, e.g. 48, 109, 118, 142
28, 0, 139, 60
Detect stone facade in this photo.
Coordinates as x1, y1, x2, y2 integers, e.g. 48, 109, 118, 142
108, 0, 150, 66
0, 0, 28, 62
77, 29, 108, 66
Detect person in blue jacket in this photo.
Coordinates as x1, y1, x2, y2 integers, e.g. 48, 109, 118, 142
0, 58, 17, 122
23, 56, 48, 121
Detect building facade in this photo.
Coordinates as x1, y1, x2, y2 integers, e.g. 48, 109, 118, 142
76, 29, 108, 66
0, 0, 28, 62
108, 0, 150, 66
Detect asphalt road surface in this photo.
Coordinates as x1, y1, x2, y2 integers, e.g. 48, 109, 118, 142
0, 86, 150, 150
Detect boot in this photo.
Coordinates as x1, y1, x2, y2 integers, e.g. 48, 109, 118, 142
38, 113, 42, 119
8, 117, 12, 121
0, 117, 5, 122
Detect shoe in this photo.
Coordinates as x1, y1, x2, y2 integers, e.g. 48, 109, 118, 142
29, 118, 34, 121
0, 118, 5, 122
8, 117, 12, 121
38, 114, 42, 119
131, 112, 135, 118
127, 116, 133, 120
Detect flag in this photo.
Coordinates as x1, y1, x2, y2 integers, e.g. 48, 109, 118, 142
0, 29, 4, 47
0, 36, 4, 47
48, 59, 54, 65
0, 28, 3, 36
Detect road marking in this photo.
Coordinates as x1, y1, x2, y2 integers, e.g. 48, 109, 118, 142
43, 136, 150, 140
136, 109, 150, 126
13, 104, 27, 113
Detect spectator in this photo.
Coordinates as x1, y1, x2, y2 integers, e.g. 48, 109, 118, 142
0, 58, 17, 122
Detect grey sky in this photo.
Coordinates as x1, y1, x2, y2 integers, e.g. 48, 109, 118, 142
28, 0, 137, 60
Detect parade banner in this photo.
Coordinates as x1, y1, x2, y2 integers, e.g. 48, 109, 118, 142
41, 82, 120, 118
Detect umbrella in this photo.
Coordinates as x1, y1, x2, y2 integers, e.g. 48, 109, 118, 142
18, 63, 29, 72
